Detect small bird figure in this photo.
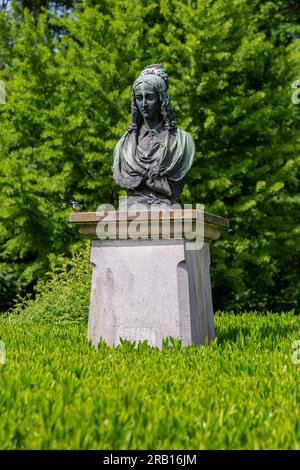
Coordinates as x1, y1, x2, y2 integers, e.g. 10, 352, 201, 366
70, 200, 83, 212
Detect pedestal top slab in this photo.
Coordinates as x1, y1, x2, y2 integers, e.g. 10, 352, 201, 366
69, 209, 229, 242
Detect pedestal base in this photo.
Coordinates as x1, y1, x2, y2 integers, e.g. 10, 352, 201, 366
69, 209, 229, 348
88, 238, 215, 348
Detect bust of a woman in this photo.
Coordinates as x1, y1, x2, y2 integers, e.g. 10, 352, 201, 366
113, 64, 195, 208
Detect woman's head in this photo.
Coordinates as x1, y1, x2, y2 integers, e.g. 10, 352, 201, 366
129, 64, 177, 133
134, 81, 160, 126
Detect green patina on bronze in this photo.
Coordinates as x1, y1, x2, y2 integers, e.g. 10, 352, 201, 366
113, 64, 195, 206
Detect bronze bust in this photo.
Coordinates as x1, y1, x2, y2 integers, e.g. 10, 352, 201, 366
113, 64, 195, 208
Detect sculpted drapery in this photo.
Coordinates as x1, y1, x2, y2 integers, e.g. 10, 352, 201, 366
113, 64, 195, 206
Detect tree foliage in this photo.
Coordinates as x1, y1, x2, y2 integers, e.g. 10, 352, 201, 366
0, 0, 299, 312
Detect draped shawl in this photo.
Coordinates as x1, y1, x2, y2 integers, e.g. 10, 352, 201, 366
113, 127, 195, 196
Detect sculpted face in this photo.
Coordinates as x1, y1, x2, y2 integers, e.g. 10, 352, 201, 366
134, 82, 161, 126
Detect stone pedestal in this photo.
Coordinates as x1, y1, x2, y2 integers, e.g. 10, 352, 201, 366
69, 210, 228, 348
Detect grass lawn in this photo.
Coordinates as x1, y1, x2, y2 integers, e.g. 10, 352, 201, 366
0, 311, 300, 449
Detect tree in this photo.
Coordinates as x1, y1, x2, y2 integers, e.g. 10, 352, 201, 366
0, 0, 299, 312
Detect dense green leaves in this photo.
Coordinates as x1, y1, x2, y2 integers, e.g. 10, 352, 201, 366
0, 0, 299, 311
10, 249, 91, 322
0, 311, 300, 449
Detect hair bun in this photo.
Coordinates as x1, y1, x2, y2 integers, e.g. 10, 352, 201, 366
140, 64, 169, 89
